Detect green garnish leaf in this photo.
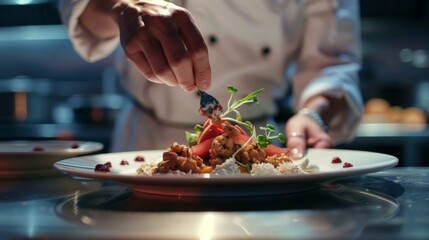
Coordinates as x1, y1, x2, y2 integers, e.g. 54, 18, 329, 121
257, 123, 286, 148
227, 85, 238, 93
185, 131, 198, 147
233, 110, 242, 121
256, 135, 269, 148
245, 164, 252, 173
278, 133, 286, 143
194, 124, 204, 134
265, 124, 275, 131
252, 96, 259, 104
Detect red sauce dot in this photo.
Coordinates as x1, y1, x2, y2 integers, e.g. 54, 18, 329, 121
104, 161, 112, 168
94, 164, 110, 172
120, 160, 129, 166
343, 162, 353, 168
135, 156, 145, 162
70, 142, 80, 149
33, 146, 44, 152
331, 156, 342, 164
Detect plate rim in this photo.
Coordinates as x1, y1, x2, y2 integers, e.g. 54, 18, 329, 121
0, 140, 104, 178
53, 148, 399, 184
0, 140, 104, 156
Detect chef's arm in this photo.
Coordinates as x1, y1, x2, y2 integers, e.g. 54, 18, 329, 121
291, 0, 363, 142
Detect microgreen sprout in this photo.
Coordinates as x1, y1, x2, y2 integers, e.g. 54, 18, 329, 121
257, 124, 286, 148
221, 86, 264, 134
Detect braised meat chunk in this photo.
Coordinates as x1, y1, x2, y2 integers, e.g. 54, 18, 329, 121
208, 121, 266, 168
209, 134, 237, 167
234, 142, 266, 165
156, 142, 205, 173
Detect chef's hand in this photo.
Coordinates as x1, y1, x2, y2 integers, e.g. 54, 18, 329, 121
116, 0, 211, 92
285, 114, 334, 159
284, 95, 344, 159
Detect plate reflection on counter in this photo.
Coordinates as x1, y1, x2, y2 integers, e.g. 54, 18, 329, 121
55, 182, 400, 239
0, 176, 102, 202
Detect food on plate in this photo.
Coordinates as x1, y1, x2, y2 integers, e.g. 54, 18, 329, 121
342, 162, 353, 168
331, 156, 342, 164
95, 162, 112, 172
136, 86, 318, 176
33, 146, 44, 152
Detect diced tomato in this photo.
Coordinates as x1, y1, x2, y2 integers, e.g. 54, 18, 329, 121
263, 144, 289, 156
191, 137, 216, 159
231, 134, 251, 145
198, 124, 224, 143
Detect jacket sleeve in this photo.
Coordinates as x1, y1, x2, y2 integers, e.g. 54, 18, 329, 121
58, 0, 120, 62
292, 0, 363, 143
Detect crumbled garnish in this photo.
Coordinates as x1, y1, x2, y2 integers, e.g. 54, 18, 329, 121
70, 142, 80, 149
135, 156, 145, 162
251, 163, 279, 175
120, 160, 129, 166
33, 146, 44, 152
343, 162, 353, 168
210, 158, 241, 176
331, 156, 342, 164
104, 161, 112, 168
94, 163, 110, 172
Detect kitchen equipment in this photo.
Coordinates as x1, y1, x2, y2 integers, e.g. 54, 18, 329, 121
63, 94, 125, 124
0, 76, 53, 123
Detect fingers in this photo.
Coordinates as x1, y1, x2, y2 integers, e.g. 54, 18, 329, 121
127, 51, 163, 84
119, 3, 211, 92
142, 12, 195, 92
285, 115, 334, 160
174, 9, 211, 91
308, 136, 334, 148
135, 23, 179, 87
285, 130, 306, 160
285, 115, 307, 159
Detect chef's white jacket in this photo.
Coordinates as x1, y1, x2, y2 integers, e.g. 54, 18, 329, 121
59, 0, 363, 151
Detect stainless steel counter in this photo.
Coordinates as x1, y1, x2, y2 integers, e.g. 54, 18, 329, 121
0, 167, 428, 239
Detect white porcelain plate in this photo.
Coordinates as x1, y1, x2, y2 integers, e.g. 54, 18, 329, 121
54, 148, 398, 197
0, 140, 103, 178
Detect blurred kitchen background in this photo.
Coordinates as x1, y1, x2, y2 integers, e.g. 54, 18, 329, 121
1, 0, 429, 166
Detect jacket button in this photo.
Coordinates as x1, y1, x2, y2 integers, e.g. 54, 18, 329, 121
261, 46, 271, 57
208, 34, 218, 45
